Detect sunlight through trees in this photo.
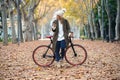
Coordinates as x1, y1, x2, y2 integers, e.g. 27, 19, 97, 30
0, 0, 119, 45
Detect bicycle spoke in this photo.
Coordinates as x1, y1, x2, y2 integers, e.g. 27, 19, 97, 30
65, 44, 87, 66
74, 53, 77, 57
43, 55, 54, 58
32, 45, 54, 67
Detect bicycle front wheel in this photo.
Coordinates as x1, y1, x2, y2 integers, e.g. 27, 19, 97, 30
65, 44, 87, 66
32, 45, 54, 67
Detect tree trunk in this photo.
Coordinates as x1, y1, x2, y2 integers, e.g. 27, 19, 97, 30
1, 2, 8, 46
17, 0, 23, 44
105, 0, 113, 42
24, 20, 32, 41
34, 20, 38, 40
87, 23, 91, 38
101, 0, 105, 40
94, 26, 98, 39
22, 0, 40, 41
88, 13, 94, 40
10, 11, 17, 44
108, 16, 113, 41
84, 26, 87, 37
29, 8, 34, 41
8, 0, 17, 44
21, 9, 30, 42
115, 0, 120, 40
98, 5, 104, 39
24, 8, 34, 41
92, 9, 98, 39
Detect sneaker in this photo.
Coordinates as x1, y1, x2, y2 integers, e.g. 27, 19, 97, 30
59, 59, 65, 67
56, 61, 61, 68
59, 57, 65, 62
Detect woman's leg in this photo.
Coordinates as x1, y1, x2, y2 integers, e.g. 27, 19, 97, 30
60, 40, 66, 59
61, 49, 65, 59
55, 41, 61, 61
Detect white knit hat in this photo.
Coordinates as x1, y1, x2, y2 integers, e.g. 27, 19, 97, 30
52, 8, 66, 17
55, 8, 66, 17
55, 10, 64, 17
50, 8, 66, 26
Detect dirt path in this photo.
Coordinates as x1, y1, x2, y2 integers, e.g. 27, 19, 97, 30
0, 40, 120, 80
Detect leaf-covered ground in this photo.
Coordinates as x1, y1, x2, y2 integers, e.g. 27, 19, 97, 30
0, 40, 120, 80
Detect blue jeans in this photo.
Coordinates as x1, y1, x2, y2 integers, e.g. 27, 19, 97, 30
55, 40, 66, 62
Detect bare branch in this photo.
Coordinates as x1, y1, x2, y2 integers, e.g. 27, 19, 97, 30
33, 0, 41, 10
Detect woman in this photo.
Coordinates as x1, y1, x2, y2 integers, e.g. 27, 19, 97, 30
51, 10, 72, 67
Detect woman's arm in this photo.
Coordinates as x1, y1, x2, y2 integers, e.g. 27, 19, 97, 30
66, 20, 71, 33
51, 21, 57, 32
66, 19, 73, 37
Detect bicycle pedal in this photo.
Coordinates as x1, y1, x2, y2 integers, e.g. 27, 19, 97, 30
74, 53, 77, 57
43, 54, 46, 58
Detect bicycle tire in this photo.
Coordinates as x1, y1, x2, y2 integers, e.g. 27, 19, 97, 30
32, 45, 55, 67
65, 44, 87, 66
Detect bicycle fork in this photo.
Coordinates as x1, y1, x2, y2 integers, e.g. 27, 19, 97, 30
70, 43, 77, 57
43, 43, 53, 58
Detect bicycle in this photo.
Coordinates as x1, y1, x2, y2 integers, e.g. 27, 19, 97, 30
32, 36, 87, 67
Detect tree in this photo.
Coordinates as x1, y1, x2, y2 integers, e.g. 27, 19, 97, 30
105, 0, 112, 42
16, 0, 24, 44
8, 0, 17, 44
101, 0, 105, 40
104, 0, 117, 42
1, 0, 8, 45
115, 0, 120, 40
92, 0, 104, 39
22, 0, 40, 41
93, 0, 117, 41
82, 0, 96, 39
34, 0, 50, 40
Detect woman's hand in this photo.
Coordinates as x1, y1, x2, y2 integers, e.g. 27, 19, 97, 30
51, 23, 57, 32
52, 23, 56, 30
68, 32, 73, 38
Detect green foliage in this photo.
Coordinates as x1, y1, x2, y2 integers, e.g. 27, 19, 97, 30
80, 27, 84, 36
93, 0, 117, 27
0, 37, 13, 42
0, 38, 2, 42
8, 38, 12, 42
62, 0, 87, 23
93, 0, 117, 39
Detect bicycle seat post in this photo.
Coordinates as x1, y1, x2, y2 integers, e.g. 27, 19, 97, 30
46, 36, 53, 44
69, 37, 72, 43
50, 37, 53, 43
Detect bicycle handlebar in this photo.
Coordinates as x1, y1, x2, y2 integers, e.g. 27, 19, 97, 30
46, 36, 53, 39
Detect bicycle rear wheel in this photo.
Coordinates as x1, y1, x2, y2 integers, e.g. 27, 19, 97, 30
32, 45, 54, 67
65, 44, 87, 66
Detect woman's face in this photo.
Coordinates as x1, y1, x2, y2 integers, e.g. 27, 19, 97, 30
57, 15, 62, 20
